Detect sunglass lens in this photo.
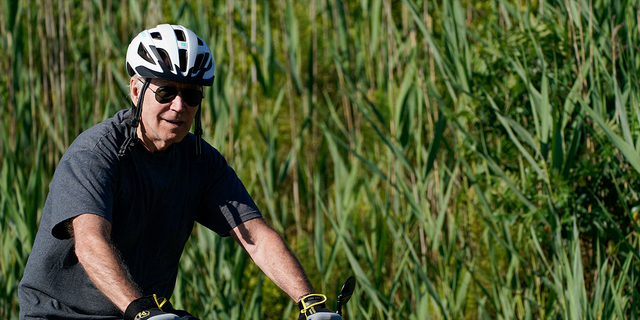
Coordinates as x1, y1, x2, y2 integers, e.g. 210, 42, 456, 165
155, 86, 179, 103
154, 86, 202, 106
182, 89, 203, 106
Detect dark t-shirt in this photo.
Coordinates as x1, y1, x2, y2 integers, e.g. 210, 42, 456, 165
18, 109, 262, 319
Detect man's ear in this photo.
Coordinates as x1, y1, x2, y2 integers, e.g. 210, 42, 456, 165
130, 77, 140, 105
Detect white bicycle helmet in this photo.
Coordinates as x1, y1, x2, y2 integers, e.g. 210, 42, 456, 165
119, 24, 214, 159
126, 24, 215, 86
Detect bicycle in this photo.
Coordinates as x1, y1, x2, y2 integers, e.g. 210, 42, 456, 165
146, 276, 356, 320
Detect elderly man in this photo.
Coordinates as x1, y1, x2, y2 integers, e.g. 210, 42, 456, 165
18, 24, 339, 320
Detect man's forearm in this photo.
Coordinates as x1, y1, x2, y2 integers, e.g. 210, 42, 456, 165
250, 228, 314, 302
230, 218, 314, 302
73, 214, 142, 312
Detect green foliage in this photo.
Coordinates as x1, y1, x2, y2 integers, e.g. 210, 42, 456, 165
1, 0, 640, 319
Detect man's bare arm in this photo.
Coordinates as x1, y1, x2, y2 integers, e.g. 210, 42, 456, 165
72, 214, 142, 312
229, 218, 314, 302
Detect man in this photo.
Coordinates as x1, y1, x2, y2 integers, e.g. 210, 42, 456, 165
18, 24, 339, 320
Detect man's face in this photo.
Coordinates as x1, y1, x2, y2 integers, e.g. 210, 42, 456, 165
130, 77, 202, 153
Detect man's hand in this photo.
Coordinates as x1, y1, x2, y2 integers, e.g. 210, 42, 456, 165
297, 294, 342, 320
124, 295, 181, 320
162, 302, 200, 320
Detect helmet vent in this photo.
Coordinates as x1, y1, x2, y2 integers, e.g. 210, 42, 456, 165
202, 53, 211, 69
193, 54, 204, 73
175, 30, 186, 41
197, 37, 204, 46
126, 63, 135, 76
179, 49, 188, 72
156, 48, 173, 71
137, 43, 155, 64
150, 32, 162, 40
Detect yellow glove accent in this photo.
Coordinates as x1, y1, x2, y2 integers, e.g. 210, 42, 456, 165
299, 294, 328, 314
153, 294, 167, 311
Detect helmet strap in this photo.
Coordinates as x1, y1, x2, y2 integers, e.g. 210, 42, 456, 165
118, 78, 151, 157
194, 105, 204, 163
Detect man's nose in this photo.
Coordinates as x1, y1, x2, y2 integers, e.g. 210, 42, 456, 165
170, 93, 187, 111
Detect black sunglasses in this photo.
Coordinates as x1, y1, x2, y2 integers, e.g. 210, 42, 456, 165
139, 79, 203, 107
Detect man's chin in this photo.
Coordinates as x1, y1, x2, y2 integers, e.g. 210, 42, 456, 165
150, 135, 185, 153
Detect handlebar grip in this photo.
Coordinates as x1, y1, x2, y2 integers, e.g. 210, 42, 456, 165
145, 314, 180, 320
307, 313, 343, 320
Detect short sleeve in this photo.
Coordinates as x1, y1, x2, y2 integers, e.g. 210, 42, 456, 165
197, 147, 262, 236
49, 149, 118, 239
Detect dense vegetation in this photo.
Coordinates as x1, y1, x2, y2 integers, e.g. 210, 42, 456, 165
1, 0, 640, 319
